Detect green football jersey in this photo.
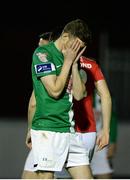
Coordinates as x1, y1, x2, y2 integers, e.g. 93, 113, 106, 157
31, 42, 75, 132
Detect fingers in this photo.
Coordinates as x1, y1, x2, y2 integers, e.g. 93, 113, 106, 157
73, 46, 86, 64
96, 143, 106, 151
96, 130, 109, 151
96, 143, 105, 151
26, 142, 32, 149
62, 39, 86, 63
96, 139, 103, 151
71, 39, 84, 53
26, 141, 32, 149
26, 137, 32, 149
80, 46, 86, 54
96, 137, 108, 151
77, 46, 86, 59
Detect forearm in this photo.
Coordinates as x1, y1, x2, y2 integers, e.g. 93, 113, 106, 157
72, 64, 87, 100
41, 60, 73, 99
101, 94, 112, 132
96, 96, 112, 150
41, 40, 87, 99
28, 105, 36, 130
27, 91, 36, 130
55, 60, 72, 93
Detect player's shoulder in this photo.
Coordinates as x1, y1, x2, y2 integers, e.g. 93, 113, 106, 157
80, 56, 98, 69
34, 46, 45, 55
80, 56, 97, 64
35, 43, 51, 52
34, 43, 52, 57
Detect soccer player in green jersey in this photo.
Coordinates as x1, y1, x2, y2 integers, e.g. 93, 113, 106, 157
27, 19, 93, 179
22, 31, 52, 179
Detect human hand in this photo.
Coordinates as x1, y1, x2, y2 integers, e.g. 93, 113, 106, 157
62, 39, 83, 64
96, 129, 109, 151
25, 130, 32, 149
73, 46, 86, 65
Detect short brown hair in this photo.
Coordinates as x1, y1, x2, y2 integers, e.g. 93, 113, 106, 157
62, 19, 92, 45
39, 32, 52, 40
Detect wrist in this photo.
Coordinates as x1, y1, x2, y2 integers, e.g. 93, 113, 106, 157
72, 62, 78, 66
72, 63, 78, 70
102, 127, 110, 133
28, 126, 31, 132
64, 58, 73, 65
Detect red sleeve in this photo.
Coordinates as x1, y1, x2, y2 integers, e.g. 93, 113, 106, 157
80, 56, 105, 82
94, 64, 105, 81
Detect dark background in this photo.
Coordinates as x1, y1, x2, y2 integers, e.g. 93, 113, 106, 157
0, 1, 130, 119
0, 1, 130, 178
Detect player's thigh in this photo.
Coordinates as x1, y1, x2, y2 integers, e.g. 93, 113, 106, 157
55, 167, 71, 179
21, 170, 38, 179
23, 150, 35, 172
80, 132, 96, 150
79, 132, 96, 161
91, 146, 113, 175
95, 173, 112, 179
66, 133, 90, 167
68, 165, 93, 179
31, 129, 70, 172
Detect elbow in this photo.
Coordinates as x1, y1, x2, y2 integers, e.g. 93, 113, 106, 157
29, 102, 36, 110
48, 91, 61, 99
31, 103, 36, 109
52, 94, 60, 99
74, 96, 82, 101
74, 91, 87, 101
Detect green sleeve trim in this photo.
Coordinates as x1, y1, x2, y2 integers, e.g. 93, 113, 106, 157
36, 70, 56, 78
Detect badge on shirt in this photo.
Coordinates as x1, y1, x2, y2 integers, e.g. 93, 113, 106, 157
36, 53, 48, 62
35, 63, 55, 74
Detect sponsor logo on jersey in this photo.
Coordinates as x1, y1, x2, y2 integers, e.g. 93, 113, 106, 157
56, 64, 62, 68
35, 63, 55, 74
80, 62, 92, 69
36, 53, 48, 62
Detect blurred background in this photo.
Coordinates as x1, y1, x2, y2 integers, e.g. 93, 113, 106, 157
0, 1, 130, 178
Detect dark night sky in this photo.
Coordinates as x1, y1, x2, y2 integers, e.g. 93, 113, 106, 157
0, 1, 129, 117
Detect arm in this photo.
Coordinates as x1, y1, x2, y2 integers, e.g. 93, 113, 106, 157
26, 90, 36, 149
41, 39, 84, 99
27, 90, 36, 130
40, 60, 73, 99
95, 79, 112, 150
72, 47, 87, 100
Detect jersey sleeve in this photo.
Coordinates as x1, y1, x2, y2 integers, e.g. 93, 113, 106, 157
32, 47, 56, 78
94, 64, 105, 81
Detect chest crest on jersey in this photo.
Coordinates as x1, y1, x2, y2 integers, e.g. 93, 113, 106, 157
36, 53, 48, 62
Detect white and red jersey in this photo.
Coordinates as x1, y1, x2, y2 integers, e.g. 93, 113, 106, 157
74, 56, 105, 133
